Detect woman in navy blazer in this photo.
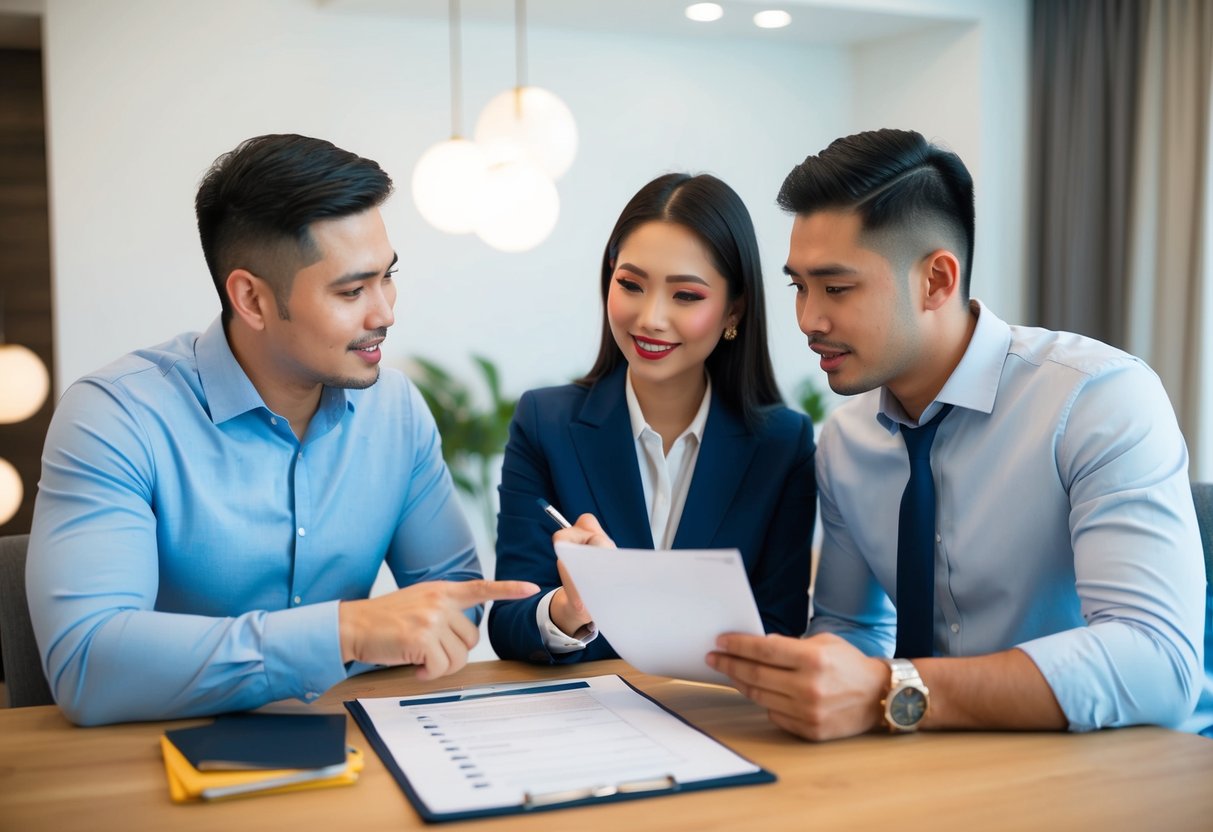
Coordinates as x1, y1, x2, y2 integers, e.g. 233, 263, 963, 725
489, 173, 817, 665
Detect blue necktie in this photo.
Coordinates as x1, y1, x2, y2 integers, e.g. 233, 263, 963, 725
894, 404, 952, 659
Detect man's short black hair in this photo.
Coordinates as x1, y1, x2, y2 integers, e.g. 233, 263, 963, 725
195, 134, 394, 321
777, 128, 975, 297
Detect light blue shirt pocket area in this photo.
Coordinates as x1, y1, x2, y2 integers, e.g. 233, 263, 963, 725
27, 318, 481, 726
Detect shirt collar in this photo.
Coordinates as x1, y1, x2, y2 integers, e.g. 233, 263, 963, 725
195, 316, 353, 428
876, 299, 1011, 434
624, 370, 712, 445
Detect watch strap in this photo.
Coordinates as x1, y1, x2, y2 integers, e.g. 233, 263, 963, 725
882, 658, 928, 733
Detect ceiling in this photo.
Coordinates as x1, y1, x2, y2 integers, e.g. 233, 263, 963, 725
318, 0, 963, 46
0, 1, 968, 52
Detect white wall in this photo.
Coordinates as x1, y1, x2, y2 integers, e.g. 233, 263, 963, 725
41, 0, 1028, 402
38, 0, 1030, 656
853, 2, 1029, 320
41, 0, 843, 401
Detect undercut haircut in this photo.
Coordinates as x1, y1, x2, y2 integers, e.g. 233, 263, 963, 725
777, 129, 975, 297
195, 134, 394, 322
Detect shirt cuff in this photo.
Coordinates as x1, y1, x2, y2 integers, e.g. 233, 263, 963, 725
261, 600, 349, 703
536, 588, 598, 654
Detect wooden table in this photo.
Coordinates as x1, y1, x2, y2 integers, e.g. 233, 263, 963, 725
2, 659, 1212, 830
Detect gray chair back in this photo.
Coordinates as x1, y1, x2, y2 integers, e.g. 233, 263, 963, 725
0, 534, 55, 707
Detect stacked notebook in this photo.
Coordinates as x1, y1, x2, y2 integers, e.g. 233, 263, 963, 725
160, 713, 362, 802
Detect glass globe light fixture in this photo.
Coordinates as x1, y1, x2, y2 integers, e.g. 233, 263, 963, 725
411, 138, 489, 234
0, 343, 50, 423
474, 86, 578, 181
473, 160, 559, 253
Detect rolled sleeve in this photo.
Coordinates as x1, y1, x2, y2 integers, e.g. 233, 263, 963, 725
1028, 364, 1206, 730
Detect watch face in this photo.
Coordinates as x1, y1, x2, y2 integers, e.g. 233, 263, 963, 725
890, 686, 928, 727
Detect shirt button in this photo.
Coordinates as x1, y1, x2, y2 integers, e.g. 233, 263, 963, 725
294, 595, 303, 605
298, 527, 306, 537
950, 623, 960, 633
305, 692, 318, 700
935, 532, 942, 543
298, 452, 304, 460
270, 416, 278, 426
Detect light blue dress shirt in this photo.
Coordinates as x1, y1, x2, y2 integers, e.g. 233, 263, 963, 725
27, 318, 481, 726
810, 301, 1210, 734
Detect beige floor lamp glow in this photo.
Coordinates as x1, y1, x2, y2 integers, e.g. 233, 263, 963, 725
0, 291, 50, 524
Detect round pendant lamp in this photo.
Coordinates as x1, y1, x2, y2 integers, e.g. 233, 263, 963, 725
474, 85, 577, 181
411, 0, 488, 234
473, 159, 559, 253
472, 0, 572, 251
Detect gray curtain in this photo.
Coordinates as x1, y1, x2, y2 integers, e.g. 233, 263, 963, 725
1125, 0, 1213, 473
1030, 0, 1213, 472
1029, 0, 1142, 346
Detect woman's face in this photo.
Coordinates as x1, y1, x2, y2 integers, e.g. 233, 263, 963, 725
606, 221, 739, 391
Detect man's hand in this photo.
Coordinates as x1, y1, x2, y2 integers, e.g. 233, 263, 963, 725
549, 514, 615, 637
708, 632, 889, 741
339, 579, 538, 679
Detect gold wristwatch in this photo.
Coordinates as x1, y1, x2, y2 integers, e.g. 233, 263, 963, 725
881, 658, 929, 733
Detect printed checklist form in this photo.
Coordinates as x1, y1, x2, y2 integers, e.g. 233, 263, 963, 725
346, 675, 773, 822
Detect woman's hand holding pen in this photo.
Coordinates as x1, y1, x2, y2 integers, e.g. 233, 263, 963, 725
550, 513, 615, 638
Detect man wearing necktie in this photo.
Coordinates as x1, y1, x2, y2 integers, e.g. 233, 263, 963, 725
709, 129, 1211, 741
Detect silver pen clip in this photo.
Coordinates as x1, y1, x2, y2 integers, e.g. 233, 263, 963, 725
523, 774, 678, 809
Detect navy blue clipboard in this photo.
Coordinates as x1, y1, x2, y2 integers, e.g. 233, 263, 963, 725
344, 675, 775, 823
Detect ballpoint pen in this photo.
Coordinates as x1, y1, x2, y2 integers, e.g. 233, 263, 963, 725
536, 498, 573, 530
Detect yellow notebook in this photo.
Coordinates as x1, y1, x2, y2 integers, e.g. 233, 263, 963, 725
160, 736, 363, 803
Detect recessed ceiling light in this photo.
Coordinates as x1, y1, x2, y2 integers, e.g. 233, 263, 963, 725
686, 3, 724, 23
753, 10, 792, 29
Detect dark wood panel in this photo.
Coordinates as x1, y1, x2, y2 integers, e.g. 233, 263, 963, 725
0, 48, 53, 536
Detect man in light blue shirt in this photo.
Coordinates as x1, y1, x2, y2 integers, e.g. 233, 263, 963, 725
709, 129, 1210, 739
27, 134, 537, 726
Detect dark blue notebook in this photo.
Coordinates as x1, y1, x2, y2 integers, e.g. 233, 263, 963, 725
164, 713, 347, 771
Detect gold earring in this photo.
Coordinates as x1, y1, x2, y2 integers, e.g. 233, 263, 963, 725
723, 325, 738, 341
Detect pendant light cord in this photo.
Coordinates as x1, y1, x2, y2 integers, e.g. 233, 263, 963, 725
514, 0, 527, 116
450, 0, 463, 138
515, 0, 527, 89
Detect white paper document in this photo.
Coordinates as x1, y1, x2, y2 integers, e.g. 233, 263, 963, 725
554, 542, 765, 684
352, 675, 765, 818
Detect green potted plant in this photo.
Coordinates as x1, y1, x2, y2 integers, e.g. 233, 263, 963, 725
795, 376, 831, 425
408, 355, 517, 545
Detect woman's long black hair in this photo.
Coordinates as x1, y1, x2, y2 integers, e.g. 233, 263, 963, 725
577, 173, 783, 427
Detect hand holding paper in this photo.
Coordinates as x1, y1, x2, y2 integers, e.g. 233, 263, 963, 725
554, 542, 764, 684
550, 513, 616, 637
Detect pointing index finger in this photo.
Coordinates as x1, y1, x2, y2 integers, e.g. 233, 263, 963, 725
448, 579, 540, 607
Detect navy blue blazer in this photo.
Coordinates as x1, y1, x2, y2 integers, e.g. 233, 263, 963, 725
488, 365, 817, 664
